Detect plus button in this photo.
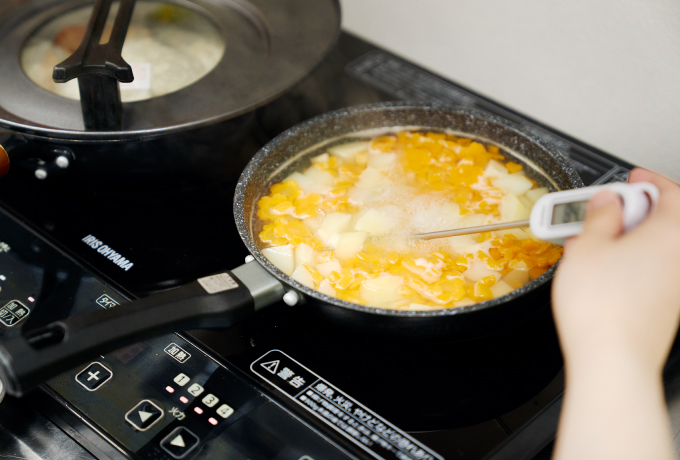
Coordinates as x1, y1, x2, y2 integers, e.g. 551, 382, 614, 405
76, 363, 112, 391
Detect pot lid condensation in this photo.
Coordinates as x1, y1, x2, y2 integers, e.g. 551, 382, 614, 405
0, 0, 341, 140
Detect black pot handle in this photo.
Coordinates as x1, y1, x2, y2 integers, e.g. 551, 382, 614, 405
0, 265, 283, 397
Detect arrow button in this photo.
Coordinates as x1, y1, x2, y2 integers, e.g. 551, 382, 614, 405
125, 400, 164, 431
161, 427, 199, 459
170, 435, 185, 447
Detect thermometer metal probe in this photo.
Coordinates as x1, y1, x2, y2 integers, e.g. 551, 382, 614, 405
409, 182, 659, 245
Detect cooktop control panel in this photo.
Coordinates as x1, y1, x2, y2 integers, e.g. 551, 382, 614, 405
0, 209, 355, 460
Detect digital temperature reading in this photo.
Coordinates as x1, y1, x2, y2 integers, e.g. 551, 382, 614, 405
550, 200, 589, 225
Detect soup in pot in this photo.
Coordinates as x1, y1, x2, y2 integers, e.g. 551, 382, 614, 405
256, 130, 562, 310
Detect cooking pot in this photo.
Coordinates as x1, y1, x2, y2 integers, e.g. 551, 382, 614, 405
0, 102, 583, 397
0, 0, 340, 184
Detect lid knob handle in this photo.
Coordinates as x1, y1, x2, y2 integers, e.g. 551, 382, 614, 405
52, 0, 136, 131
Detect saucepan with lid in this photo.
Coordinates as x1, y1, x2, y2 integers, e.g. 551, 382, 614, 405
0, 102, 583, 397
0, 0, 340, 184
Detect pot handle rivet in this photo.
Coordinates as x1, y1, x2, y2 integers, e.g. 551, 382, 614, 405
244, 255, 255, 263
55, 156, 70, 169
34, 168, 48, 180
282, 291, 300, 306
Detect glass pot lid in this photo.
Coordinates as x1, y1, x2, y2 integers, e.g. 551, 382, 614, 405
21, 2, 226, 103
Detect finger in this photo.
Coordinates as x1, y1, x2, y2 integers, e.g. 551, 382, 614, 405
581, 190, 624, 238
628, 167, 680, 195
629, 168, 680, 218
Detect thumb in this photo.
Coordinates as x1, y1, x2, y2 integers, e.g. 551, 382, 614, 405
581, 190, 624, 239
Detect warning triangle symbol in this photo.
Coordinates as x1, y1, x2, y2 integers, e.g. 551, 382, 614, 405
261, 360, 279, 374
138, 410, 153, 423
170, 435, 185, 448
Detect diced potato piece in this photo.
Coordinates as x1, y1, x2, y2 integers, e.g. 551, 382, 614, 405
302, 216, 322, 233
327, 141, 369, 161
262, 244, 295, 275
334, 231, 367, 259
316, 213, 352, 246
519, 195, 534, 211
483, 159, 509, 178
492, 174, 533, 196
295, 243, 317, 268
408, 303, 436, 311
355, 168, 385, 190
502, 269, 530, 288
367, 152, 395, 170
318, 279, 337, 297
461, 213, 486, 227
526, 187, 549, 203
360, 275, 404, 305
448, 235, 478, 253
286, 172, 330, 194
316, 259, 342, 278
490, 280, 514, 297
291, 264, 315, 288
463, 261, 501, 282
493, 227, 530, 240
500, 193, 531, 222
303, 167, 335, 186
354, 208, 398, 235
311, 153, 329, 164
347, 187, 370, 205
430, 203, 462, 231
409, 202, 461, 233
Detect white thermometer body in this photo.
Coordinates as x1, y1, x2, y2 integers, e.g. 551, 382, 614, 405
530, 182, 658, 244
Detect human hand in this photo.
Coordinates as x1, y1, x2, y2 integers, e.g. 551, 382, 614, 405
552, 168, 680, 375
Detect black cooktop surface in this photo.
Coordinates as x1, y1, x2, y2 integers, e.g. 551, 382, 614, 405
0, 32, 640, 460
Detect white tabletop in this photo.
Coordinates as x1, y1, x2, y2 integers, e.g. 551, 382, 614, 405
340, 0, 680, 182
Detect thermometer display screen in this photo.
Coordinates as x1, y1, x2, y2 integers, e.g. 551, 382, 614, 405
551, 200, 589, 225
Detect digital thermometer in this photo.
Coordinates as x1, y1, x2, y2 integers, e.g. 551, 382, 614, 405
410, 182, 659, 245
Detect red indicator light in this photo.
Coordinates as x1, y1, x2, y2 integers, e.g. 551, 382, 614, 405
27, 297, 35, 302
208, 417, 218, 426
165, 386, 175, 393
179, 396, 189, 404
194, 407, 204, 415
